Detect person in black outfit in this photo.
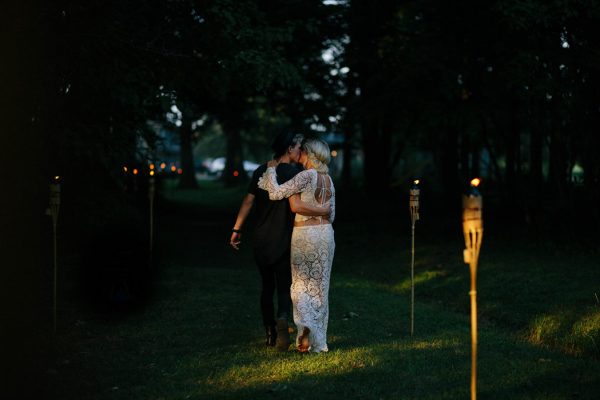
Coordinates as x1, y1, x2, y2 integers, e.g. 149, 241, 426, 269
230, 132, 330, 351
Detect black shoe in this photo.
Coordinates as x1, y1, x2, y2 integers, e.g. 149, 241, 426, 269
275, 318, 290, 352
265, 325, 277, 346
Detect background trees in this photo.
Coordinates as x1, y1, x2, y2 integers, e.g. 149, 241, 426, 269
5, 0, 600, 224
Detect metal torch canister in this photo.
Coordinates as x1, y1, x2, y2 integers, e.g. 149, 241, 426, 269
409, 180, 420, 224
48, 176, 61, 333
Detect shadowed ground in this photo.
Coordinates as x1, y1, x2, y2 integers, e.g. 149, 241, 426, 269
48, 181, 600, 399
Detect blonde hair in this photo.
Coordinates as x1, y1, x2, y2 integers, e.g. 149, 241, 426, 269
302, 138, 331, 174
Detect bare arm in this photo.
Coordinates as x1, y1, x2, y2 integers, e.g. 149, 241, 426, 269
230, 193, 255, 250
288, 194, 330, 216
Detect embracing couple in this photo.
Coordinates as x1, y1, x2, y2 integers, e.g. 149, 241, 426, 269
230, 131, 335, 353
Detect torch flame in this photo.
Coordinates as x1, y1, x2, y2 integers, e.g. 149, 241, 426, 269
470, 178, 481, 187
414, 179, 420, 185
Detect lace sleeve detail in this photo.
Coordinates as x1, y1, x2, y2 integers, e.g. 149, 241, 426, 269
258, 167, 313, 200
329, 181, 336, 223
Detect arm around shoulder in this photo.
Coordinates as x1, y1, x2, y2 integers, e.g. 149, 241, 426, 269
258, 168, 312, 200
288, 194, 330, 216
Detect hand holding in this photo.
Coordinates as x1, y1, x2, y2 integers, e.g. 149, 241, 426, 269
322, 201, 332, 217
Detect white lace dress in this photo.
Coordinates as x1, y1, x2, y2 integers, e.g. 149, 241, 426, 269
258, 167, 335, 353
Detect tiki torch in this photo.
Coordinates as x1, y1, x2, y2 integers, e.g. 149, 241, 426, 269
148, 169, 155, 267
409, 179, 420, 336
47, 176, 61, 333
462, 178, 483, 400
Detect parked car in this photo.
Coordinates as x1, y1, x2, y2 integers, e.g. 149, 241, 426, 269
205, 157, 260, 176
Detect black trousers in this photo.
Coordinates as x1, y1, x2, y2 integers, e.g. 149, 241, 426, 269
255, 249, 292, 328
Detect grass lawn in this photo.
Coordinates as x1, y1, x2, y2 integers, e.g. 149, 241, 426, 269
50, 180, 600, 399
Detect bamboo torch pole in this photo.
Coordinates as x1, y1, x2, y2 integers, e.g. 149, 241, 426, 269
409, 180, 420, 336
148, 168, 155, 267
462, 178, 483, 400
47, 176, 61, 333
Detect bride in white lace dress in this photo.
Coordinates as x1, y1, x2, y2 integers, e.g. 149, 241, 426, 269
258, 138, 335, 353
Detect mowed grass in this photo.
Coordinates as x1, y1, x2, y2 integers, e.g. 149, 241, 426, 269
51, 180, 600, 399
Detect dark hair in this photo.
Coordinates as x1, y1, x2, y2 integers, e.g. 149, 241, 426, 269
271, 131, 303, 158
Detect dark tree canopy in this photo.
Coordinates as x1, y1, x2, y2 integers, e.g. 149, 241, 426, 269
5, 0, 600, 218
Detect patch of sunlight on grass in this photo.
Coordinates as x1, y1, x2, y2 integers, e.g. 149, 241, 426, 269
528, 308, 600, 355
332, 278, 377, 290
392, 270, 446, 292
408, 338, 457, 351
203, 348, 380, 388
572, 309, 600, 353
529, 314, 562, 344
195, 339, 461, 397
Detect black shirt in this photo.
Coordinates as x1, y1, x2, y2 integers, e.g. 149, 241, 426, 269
248, 162, 303, 265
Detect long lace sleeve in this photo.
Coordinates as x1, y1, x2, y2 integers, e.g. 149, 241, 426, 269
258, 167, 312, 200
329, 184, 336, 223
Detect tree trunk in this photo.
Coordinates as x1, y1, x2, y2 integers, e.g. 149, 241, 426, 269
505, 118, 518, 197
361, 115, 392, 193
349, 0, 397, 193
222, 121, 247, 186
525, 114, 545, 226
581, 114, 600, 217
548, 128, 568, 208
341, 76, 358, 189
177, 112, 198, 189
471, 141, 480, 178
341, 127, 353, 189
440, 123, 460, 204
460, 132, 471, 180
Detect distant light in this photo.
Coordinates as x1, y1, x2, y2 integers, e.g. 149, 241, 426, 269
171, 166, 177, 172
233, 170, 239, 177
123, 166, 128, 173
54, 175, 60, 181
149, 170, 155, 176
160, 163, 166, 169
414, 179, 420, 185
322, 49, 334, 63
461, 88, 470, 100
470, 178, 481, 187
133, 169, 139, 175
177, 168, 183, 175
331, 150, 338, 157
149, 164, 155, 170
